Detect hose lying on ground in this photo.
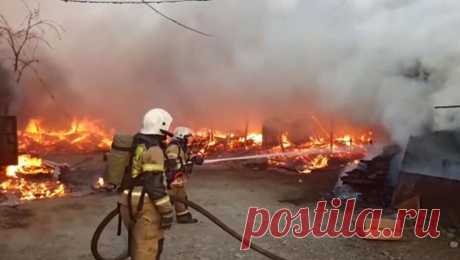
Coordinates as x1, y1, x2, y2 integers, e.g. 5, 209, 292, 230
91, 196, 288, 260
91, 207, 128, 260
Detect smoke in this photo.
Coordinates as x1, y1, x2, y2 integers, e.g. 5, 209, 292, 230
1, 0, 460, 144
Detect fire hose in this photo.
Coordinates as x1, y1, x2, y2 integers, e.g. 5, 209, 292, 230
91, 149, 335, 259
91, 195, 288, 260
90, 148, 354, 259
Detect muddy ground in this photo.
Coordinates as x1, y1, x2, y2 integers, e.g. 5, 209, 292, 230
0, 154, 458, 260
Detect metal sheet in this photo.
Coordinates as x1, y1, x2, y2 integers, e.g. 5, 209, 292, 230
401, 131, 460, 181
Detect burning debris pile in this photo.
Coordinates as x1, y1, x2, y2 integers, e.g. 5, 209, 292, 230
341, 146, 399, 186
2, 114, 377, 201
0, 154, 67, 202
192, 125, 374, 174
18, 118, 113, 154
6, 154, 55, 178
192, 129, 263, 154
338, 145, 401, 208
1, 118, 113, 202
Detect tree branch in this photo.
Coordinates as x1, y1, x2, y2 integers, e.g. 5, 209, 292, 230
0, 5, 62, 83
143, 2, 212, 37
16, 57, 39, 83
59, 0, 212, 37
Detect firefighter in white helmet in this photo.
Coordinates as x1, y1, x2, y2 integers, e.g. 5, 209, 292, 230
119, 108, 174, 260
165, 126, 203, 223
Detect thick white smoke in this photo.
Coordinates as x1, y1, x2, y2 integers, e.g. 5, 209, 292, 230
1, 0, 460, 145
262, 0, 460, 144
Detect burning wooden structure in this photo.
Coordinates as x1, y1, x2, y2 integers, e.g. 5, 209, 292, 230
0, 118, 113, 203
193, 122, 373, 175
1, 115, 376, 203
18, 118, 113, 154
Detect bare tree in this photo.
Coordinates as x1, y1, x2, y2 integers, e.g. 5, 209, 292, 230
0, 4, 62, 83
0, 3, 62, 115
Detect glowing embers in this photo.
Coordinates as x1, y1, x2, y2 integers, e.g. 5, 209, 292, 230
268, 154, 330, 174
0, 178, 66, 201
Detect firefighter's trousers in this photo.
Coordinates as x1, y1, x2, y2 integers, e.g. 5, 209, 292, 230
119, 188, 164, 260
169, 177, 189, 217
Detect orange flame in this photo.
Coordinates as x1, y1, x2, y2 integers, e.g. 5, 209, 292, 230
1, 154, 65, 201
0, 178, 65, 201
6, 154, 53, 178
0, 117, 110, 202
310, 154, 329, 169
18, 118, 113, 154
281, 133, 292, 148
193, 124, 373, 175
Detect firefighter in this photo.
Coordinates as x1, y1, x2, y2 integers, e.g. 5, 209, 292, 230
119, 108, 174, 260
165, 126, 203, 224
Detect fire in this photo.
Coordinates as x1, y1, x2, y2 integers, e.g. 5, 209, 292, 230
246, 132, 263, 144
0, 117, 110, 202
0, 178, 65, 201
194, 130, 265, 154
360, 131, 374, 144
97, 177, 105, 187
1, 114, 374, 201
0, 119, 113, 200
310, 154, 329, 169
6, 154, 53, 178
1, 154, 65, 201
281, 133, 292, 148
93, 177, 106, 190
336, 135, 353, 146
193, 123, 374, 175
18, 118, 113, 154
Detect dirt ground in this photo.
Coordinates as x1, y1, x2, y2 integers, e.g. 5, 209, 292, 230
0, 154, 458, 260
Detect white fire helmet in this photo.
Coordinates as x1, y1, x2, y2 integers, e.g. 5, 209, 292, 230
139, 108, 173, 135
174, 126, 193, 139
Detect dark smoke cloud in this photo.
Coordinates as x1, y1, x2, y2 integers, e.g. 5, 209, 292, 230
1, 0, 460, 144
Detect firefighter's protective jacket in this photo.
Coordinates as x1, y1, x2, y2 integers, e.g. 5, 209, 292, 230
165, 139, 193, 217
166, 139, 193, 175
127, 134, 173, 217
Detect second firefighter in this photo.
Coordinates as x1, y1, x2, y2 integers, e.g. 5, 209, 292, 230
165, 126, 203, 224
